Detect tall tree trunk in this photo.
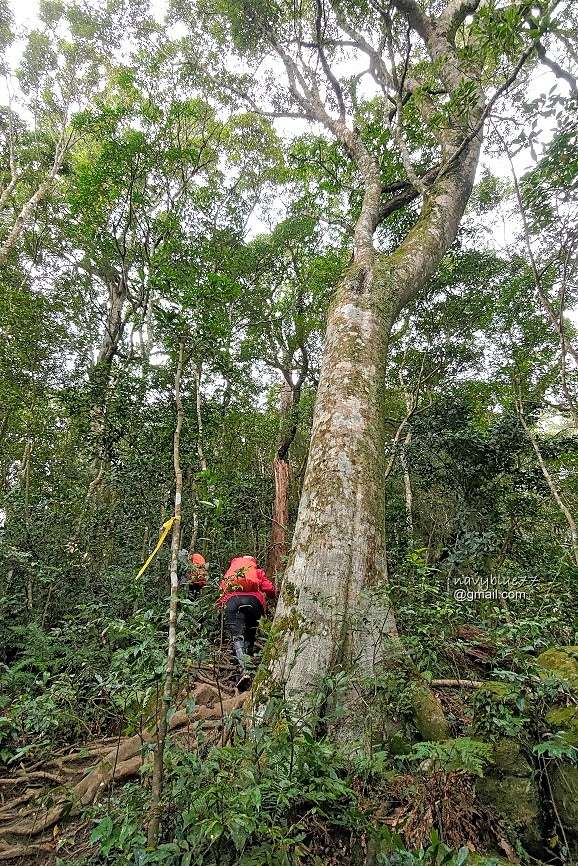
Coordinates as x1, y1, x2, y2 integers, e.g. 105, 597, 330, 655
264, 264, 397, 692
267, 455, 291, 578
259, 141, 482, 744
147, 337, 185, 847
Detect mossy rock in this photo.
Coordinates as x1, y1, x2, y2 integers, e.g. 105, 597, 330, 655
536, 647, 578, 688
489, 739, 534, 777
475, 739, 542, 856
477, 682, 518, 701
545, 706, 578, 746
550, 762, 578, 837
476, 773, 540, 822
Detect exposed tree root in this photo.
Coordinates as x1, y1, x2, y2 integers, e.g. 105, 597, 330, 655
0, 678, 248, 861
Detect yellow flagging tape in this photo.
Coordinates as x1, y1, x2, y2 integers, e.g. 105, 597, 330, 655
136, 515, 181, 580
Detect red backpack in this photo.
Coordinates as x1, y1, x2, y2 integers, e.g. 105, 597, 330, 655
222, 557, 261, 593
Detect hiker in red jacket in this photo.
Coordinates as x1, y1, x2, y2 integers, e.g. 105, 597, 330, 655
188, 552, 208, 590
178, 551, 208, 593
217, 555, 275, 690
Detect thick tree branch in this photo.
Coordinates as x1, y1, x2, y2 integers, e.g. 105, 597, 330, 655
0, 88, 18, 210
378, 185, 420, 223
315, 0, 346, 120
388, 0, 431, 42
535, 41, 578, 93
0, 126, 75, 266
438, 0, 484, 40
377, 163, 441, 224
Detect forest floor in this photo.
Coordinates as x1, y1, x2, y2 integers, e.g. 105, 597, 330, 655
0, 666, 248, 865
0, 626, 514, 865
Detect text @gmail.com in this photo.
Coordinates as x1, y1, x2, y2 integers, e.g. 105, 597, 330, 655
453, 589, 527, 601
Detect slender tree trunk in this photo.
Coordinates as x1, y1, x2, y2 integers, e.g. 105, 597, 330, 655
267, 381, 294, 578
21, 430, 33, 611
147, 337, 186, 848
505, 148, 578, 425
194, 360, 208, 473
187, 360, 207, 554
26, 580, 33, 612
0, 91, 18, 212
268, 455, 291, 578
517, 402, 578, 566
400, 429, 414, 542
0, 125, 73, 266
0, 413, 9, 457
509, 159, 578, 372
77, 275, 130, 521
189, 510, 199, 554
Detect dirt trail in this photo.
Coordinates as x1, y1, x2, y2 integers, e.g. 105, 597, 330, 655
0, 677, 248, 863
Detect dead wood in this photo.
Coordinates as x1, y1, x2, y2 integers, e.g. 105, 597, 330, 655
0, 842, 53, 861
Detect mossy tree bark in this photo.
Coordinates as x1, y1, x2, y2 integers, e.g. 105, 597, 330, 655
265, 189, 478, 740
220, 0, 556, 740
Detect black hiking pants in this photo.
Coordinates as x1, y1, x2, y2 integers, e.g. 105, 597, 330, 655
223, 594, 264, 648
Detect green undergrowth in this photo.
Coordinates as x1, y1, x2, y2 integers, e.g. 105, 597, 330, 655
388, 545, 577, 683
0, 597, 216, 764
61, 693, 545, 866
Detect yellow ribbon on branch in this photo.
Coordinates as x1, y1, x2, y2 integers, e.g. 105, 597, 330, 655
136, 515, 181, 580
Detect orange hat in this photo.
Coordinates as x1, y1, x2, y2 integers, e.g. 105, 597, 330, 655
191, 553, 206, 566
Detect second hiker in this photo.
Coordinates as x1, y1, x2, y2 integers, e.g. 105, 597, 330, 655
178, 551, 208, 593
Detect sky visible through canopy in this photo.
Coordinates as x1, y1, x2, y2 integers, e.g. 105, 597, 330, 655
2, 0, 573, 293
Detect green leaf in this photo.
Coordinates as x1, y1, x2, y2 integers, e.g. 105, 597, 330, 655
89, 816, 113, 845
118, 821, 137, 846
455, 846, 470, 866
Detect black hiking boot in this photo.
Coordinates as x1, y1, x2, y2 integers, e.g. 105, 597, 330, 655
232, 638, 252, 692
232, 638, 246, 672
236, 672, 252, 692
